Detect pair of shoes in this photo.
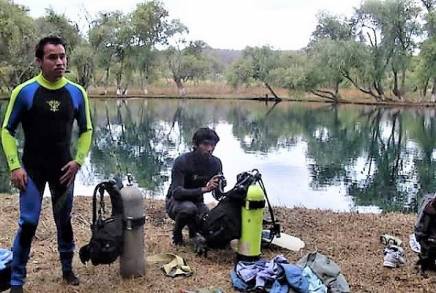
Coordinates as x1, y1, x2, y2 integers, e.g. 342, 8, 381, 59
62, 271, 80, 286
9, 286, 23, 293
383, 244, 406, 268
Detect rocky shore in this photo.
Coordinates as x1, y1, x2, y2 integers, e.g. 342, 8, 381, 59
0, 194, 434, 292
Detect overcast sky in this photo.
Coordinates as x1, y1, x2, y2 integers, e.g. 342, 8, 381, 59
14, 0, 362, 50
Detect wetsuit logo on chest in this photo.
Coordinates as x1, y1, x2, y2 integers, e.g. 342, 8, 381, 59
47, 100, 61, 112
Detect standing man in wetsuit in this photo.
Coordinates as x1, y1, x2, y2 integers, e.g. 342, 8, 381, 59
166, 127, 222, 245
1, 36, 93, 293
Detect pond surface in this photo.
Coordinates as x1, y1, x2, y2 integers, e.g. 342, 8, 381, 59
1, 99, 436, 212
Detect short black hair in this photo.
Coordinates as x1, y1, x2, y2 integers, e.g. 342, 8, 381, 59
35, 36, 66, 59
192, 127, 220, 147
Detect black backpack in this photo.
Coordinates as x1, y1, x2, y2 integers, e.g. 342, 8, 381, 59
79, 181, 124, 266
199, 170, 276, 249
200, 190, 244, 249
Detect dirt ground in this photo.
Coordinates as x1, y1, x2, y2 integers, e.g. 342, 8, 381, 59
0, 194, 435, 293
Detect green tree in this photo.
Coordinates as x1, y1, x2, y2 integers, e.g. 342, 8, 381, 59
354, 0, 421, 100
166, 40, 211, 95
89, 11, 131, 94
131, 1, 186, 94
0, 0, 37, 91
354, 0, 394, 100
226, 46, 282, 100
69, 44, 95, 89
384, 0, 421, 99
419, 0, 436, 100
416, 37, 436, 98
34, 9, 81, 52
309, 11, 355, 45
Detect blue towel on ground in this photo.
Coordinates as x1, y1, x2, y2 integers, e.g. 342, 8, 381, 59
231, 255, 309, 293
0, 249, 12, 270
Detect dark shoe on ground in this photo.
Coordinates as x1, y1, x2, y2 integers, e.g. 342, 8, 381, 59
188, 223, 197, 239
10, 286, 23, 293
172, 231, 184, 246
63, 271, 80, 286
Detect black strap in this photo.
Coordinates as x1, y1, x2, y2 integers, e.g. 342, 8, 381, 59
123, 216, 146, 230
92, 183, 100, 225
91, 181, 124, 226
247, 200, 266, 209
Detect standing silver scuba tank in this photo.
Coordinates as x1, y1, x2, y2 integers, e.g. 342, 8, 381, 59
119, 174, 146, 278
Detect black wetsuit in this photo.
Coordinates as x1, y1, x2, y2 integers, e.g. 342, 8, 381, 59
1, 74, 92, 286
166, 150, 222, 237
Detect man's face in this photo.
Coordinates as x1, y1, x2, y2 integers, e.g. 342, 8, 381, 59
197, 142, 216, 157
36, 43, 67, 82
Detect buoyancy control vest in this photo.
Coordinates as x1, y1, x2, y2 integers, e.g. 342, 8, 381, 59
79, 180, 124, 265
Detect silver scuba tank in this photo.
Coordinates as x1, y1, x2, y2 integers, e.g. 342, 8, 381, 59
119, 174, 146, 278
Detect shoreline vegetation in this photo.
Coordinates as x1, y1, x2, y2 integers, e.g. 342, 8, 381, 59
1, 194, 435, 292
1, 84, 436, 108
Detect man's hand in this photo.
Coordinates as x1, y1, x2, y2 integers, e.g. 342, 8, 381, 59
202, 175, 221, 193
11, 168, 27, 191
60, 161, 80, 186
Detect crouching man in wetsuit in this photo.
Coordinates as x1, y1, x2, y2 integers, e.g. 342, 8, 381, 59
1, 36, 93, 292
415, 195, 436, 276
166, 128, 222, 246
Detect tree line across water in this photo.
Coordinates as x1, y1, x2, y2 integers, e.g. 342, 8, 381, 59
0, 0, 435, 102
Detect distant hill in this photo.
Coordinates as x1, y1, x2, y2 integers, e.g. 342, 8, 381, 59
204, 48, 242, 68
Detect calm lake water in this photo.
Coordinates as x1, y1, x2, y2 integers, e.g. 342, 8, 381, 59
1, 98, 436, 212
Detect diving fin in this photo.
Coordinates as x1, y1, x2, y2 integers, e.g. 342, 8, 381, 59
262, 230, 305, 252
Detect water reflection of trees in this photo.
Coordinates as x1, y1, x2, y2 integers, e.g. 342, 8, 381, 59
228, 103, 436, 212
90, 99, 223, 194
303, 106, 366, 189
91, 100, 173, 194
346, 109, 408, 211
3, 97, 431, 211
408, 111, 436, 207
229, 102, 300, 153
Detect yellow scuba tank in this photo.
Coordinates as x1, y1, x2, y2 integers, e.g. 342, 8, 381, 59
237, 184, 265, 260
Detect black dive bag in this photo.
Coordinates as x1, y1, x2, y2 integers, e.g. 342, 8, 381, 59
199, 170, 266, 249
79, 180, 124, 266
200, 191, 243, 249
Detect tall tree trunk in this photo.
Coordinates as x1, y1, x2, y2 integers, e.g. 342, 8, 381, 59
264, 82, 281, 102
392, 70, 401, 99
431, 78, 436, 102
422, 77, 429, 98
400, 69, 406, 99
104, 67, 110, 95
139, 70, 148, 95
373, 80, 385, 100
174, 77, 186, 96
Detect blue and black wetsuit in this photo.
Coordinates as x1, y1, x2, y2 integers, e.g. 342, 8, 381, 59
1, 73, 92, 286
166, 151, 222, 238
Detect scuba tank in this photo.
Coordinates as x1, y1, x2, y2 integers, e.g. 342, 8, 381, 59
237, 172, 266, 261
119, 174, 146, 278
